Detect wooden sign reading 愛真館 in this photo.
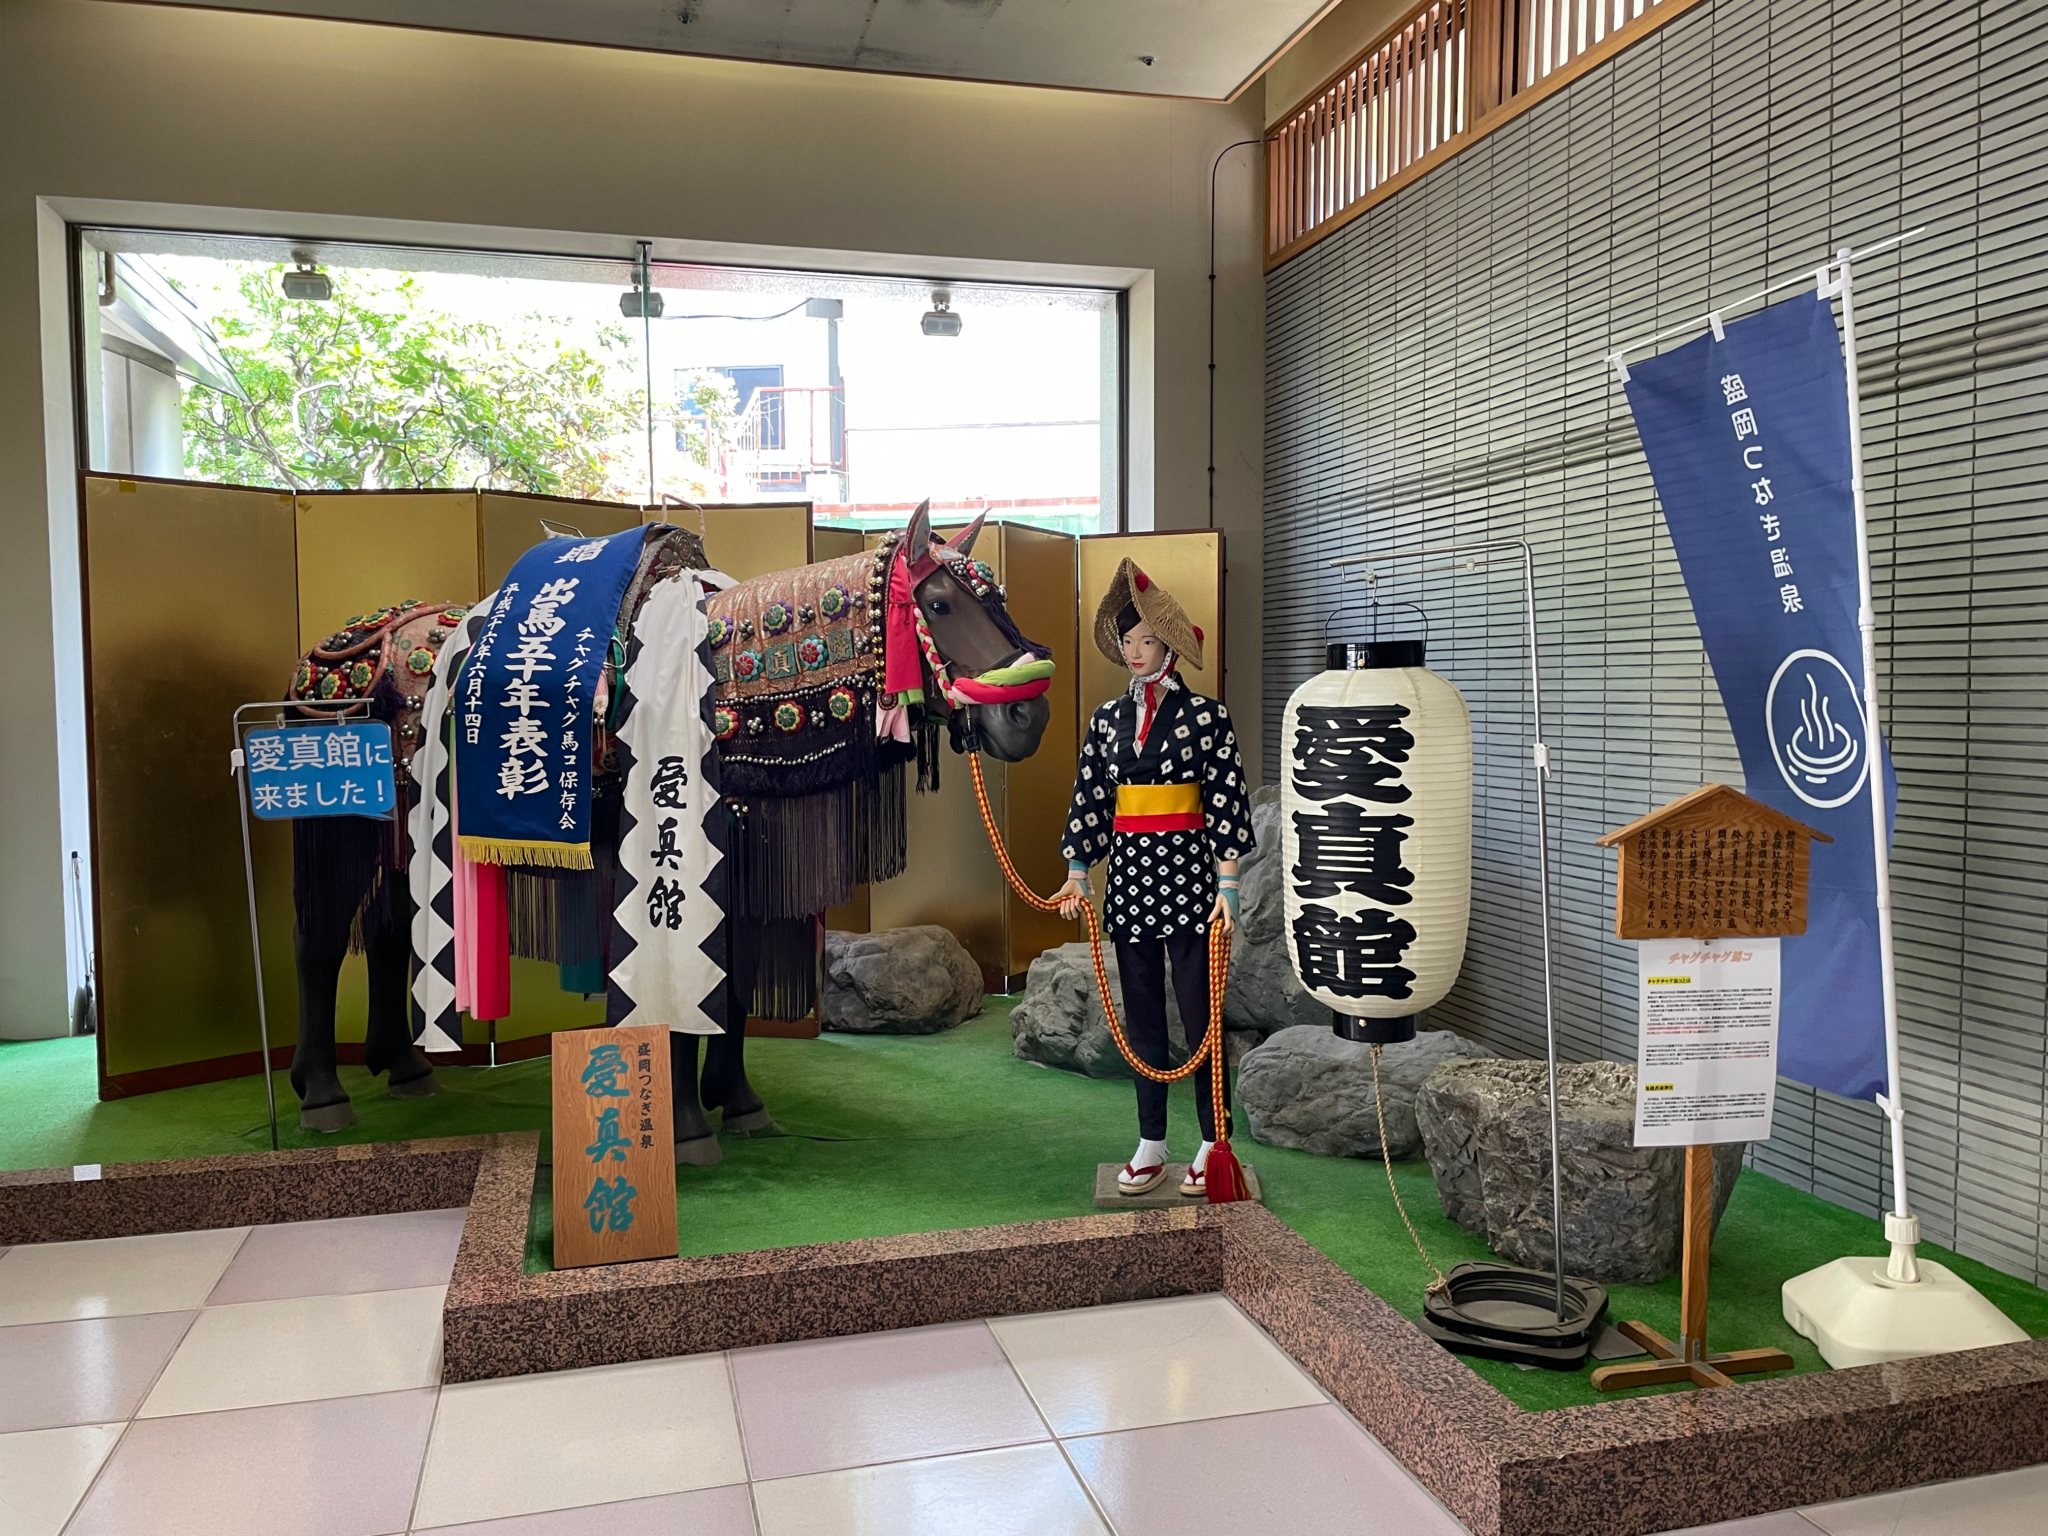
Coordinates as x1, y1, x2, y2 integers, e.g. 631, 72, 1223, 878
550, 1025, 678, 1270
1594, 783, 1830, 942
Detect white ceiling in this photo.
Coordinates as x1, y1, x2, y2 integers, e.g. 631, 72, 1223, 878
184, 0, 1330, 99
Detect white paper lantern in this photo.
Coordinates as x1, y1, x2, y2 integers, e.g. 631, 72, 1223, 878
1280, 641, 1473, 1037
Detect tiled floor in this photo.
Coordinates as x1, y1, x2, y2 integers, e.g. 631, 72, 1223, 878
0, 1217, 2043, 1536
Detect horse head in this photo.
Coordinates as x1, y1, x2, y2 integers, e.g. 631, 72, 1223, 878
900, 502, 1054, 763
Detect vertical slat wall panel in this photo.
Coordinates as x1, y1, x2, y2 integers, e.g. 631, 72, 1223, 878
1264, 0, 2048, 1287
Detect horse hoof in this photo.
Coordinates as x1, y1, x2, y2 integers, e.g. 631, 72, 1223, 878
299, 1099, 356, 1133
388, 1070, 440, 1100
675, 1134, 724, 1167
721, 1106, 777, 1136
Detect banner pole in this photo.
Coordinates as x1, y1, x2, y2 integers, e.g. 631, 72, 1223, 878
1834, 250, 1915, 1270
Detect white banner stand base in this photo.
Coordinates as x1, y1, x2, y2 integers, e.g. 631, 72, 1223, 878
1783, 1213, 2027, 1368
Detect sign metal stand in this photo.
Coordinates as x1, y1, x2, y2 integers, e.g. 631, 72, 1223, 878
229, 699, 397, 1152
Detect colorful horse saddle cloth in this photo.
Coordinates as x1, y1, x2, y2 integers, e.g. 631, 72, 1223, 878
289, 600, 471, 771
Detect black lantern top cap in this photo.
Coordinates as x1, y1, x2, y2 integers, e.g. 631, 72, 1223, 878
1327, 639, 1426, 670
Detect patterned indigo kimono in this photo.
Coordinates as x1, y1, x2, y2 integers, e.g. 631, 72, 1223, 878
1062, 679, 1254, 939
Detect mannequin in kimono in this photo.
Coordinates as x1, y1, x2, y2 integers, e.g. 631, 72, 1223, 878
1053, 559, 1255, 1195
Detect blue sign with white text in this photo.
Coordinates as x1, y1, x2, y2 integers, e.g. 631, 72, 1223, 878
244, 721, 396, 821
1623, 294, 1894, 1102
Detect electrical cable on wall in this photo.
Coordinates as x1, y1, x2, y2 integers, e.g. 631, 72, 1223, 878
1208, 138, 1263, 530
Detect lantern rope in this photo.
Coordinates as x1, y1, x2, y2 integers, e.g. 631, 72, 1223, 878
967, 752, 1248, 1203
1371, 1043, 1451, 1295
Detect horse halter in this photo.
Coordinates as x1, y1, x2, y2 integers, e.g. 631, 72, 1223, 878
907, 546, 1054, 709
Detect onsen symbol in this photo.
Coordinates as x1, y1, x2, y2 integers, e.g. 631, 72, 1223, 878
1766, 650, 1869, 809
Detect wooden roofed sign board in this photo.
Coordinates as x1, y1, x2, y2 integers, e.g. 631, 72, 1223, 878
1590, 785, 1824, 1395
1596, 783, 1830, 942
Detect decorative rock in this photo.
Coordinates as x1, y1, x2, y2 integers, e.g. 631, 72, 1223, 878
821, 927, 983, 1034
1010, 943, 1192, 1078
1238, 1026, 1484, 1160
1414, 1058, 1746, 1285
1223, 789, 1334, 1038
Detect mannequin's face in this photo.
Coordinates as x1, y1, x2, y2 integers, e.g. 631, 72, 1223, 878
1120, 619, 1167, 676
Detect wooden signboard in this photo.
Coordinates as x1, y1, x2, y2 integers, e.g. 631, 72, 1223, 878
1595, 783, 1829, 941
551, 1025, 679, 1269
1591, 784, 1820, 1395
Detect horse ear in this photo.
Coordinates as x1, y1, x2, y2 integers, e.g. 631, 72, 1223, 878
942, 512, 988, 557
903, 498, 933, 557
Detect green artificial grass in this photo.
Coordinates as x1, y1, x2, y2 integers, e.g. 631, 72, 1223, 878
6, 1012, 2045, 1413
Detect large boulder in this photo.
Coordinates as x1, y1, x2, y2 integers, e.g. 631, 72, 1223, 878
1223, 788, 1333, 1038
1414, 1059, 1746, 1285
1238, 1026, 1485, 1159
1011, 942, 1194, 1079
822, 927, 983, 1034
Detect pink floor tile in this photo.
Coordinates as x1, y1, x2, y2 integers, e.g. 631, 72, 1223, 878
206, 1208, 468, 1305
0, 1310, 195, 1433
63, 1387, 438, 1536
1064, 1403, 1469, 1536
413, 1483, 758, 1535
730, 1320, 1047, 1480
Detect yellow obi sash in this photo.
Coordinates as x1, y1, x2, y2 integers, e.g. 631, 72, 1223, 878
1114, 782, 1203, 833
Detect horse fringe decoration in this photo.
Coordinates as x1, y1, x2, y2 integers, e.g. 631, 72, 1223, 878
968, 753, 1247, 1203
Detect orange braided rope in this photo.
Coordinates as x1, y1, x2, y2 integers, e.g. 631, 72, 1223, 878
968, 752, 1248, 1202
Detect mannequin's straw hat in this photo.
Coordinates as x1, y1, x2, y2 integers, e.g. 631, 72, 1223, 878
1093, 557, 1204, 669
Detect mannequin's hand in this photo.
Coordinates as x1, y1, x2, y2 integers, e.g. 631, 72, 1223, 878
1207, 893, 1235, 934
1054, 878, 1090, 922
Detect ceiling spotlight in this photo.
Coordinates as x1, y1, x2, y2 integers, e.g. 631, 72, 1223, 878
281, 252, 332, 302
1138, 54, 1155, 66
619, 284, 664, 319
921, 290, 962, 338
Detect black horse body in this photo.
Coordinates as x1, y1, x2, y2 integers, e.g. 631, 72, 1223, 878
285, 504, 1051, 1146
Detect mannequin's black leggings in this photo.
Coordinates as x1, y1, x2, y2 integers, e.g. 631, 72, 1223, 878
1115, 928, 1223, 1144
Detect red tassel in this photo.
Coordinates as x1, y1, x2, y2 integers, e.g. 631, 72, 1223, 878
1204, 1138, 1249, 1204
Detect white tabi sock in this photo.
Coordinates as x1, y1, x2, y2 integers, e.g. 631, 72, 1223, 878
1190, 1140, 1215, 1175
1122, 1138, 1170, 1179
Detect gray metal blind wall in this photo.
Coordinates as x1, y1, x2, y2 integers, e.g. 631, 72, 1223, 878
1263, 0, 2048, 1287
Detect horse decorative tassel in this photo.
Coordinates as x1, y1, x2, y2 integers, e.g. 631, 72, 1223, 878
283, 503, 1055, 1159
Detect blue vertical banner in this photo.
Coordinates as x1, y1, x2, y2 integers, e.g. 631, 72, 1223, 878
1623, 293, 1894, 1101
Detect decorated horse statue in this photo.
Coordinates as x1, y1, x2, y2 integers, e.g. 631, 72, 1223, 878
283, 504, 1053, 1158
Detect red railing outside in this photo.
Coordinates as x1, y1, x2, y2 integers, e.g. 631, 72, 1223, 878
730, 385, 844, 490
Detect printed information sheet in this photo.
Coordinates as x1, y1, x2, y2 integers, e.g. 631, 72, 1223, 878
1634, 937, 1780, 1147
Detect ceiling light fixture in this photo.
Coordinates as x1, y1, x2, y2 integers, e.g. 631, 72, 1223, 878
281, 251, 332, 302
921, 290, 962, 338
619, 280, 664, 319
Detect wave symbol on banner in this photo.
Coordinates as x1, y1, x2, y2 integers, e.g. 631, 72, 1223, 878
1766, 649, 1869, 809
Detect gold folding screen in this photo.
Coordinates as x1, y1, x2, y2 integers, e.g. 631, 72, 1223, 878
81, 477, 820, 1096
83, 477, 301, 1093
81, 479, 1214, 1094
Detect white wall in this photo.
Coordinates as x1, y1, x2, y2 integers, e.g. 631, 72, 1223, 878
0, 0, 1267, 1037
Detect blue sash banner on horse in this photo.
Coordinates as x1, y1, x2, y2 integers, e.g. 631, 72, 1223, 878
456, 530, 644, 868
1622, 293, 1894, 1101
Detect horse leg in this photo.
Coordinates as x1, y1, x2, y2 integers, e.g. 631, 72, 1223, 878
703, 916, 774, 1135
290, 920, 355, 1133
362, 883, 437, 1098
670, 1031, 723, 1165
